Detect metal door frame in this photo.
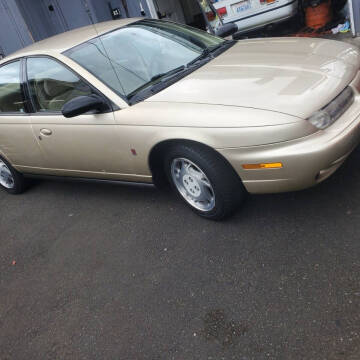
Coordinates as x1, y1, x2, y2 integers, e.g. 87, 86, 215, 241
348, 0, 359, 37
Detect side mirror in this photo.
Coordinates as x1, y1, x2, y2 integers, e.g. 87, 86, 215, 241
62, 95, 110, 118
215, 23, 238, 38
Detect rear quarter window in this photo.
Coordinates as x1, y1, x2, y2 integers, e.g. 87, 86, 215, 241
0, 61, 25, 113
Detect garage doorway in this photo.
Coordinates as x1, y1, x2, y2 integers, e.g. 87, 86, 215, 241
153, 0, 208, 30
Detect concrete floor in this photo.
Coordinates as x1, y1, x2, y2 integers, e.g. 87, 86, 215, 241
2, 19, 360, 359
1, 145, 360, 359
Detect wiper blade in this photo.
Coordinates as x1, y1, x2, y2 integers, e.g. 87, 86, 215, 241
187, 41, 234, 67
209, 41, 227, 53
187, 48, 211, 67
189, 40, 236, 66
209, 40, 235, 53
209, 43, 225, 53
150, 65, 186, 82
127, 65, 186, 101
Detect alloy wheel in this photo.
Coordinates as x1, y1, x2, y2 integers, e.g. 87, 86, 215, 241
0, 160, 15, 189
171, 157, 215, 212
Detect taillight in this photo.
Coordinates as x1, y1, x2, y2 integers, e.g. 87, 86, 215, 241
260, 0, 276, 4
206, 11, 216, 21
217, 6, 227, 17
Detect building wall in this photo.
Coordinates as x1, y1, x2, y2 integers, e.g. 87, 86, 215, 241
125, 0, 151, 18
0, 0, 153, 57
0, 0, 33, 57
16, 0, 93, 42
87, 0, 151, 23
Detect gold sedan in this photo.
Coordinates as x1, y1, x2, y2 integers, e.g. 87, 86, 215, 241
1, 19, 360, 220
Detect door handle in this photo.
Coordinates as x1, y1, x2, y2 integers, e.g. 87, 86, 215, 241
40, 128, 52, 136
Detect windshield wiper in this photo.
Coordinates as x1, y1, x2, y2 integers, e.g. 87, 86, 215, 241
187, 41, 234, 67
187, 48, 211, 66
209, 43, 225, 53
128, 41, 236, 103
187, 48, 212, 67
127, 65, 187, 102
150, 65, 186, 82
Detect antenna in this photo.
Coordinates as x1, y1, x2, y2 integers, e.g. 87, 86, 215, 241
82, 0, 126, 96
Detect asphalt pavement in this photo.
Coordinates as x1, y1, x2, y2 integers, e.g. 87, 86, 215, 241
1, 148, 360, 360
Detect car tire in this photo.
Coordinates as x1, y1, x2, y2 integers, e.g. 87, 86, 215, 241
0, 156, 26, 194
164, 143, 245, 220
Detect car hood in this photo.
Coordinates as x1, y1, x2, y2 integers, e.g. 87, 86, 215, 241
146, 38, 360, 119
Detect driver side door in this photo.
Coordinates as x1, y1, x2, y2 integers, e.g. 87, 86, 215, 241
26, 56, 134, 180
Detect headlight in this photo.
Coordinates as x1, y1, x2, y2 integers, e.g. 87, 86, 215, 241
308, 86, 354, 129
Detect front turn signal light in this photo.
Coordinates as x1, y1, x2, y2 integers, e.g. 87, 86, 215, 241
242, 162, 283, 170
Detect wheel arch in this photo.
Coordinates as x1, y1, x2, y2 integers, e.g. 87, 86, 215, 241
148, 138, 242, 189
0, 150, 13, 165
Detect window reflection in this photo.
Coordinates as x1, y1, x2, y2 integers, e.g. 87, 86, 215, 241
0, 61, 25, 113
66, 19, 224, 98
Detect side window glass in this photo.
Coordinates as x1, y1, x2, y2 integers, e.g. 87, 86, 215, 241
0, 61, 26, 113
27, 57, 92, 112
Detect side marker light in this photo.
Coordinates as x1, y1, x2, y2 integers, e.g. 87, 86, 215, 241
242, 162, 283, 170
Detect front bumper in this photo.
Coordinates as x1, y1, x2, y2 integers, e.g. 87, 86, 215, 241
219, 78, 360, 194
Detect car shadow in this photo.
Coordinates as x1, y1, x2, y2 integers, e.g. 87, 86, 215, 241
26, 145, 360, 224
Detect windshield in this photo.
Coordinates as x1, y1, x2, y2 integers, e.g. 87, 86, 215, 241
65, 19, 225, 99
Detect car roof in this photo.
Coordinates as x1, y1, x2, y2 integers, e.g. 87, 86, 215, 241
0, 18, 140, 64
